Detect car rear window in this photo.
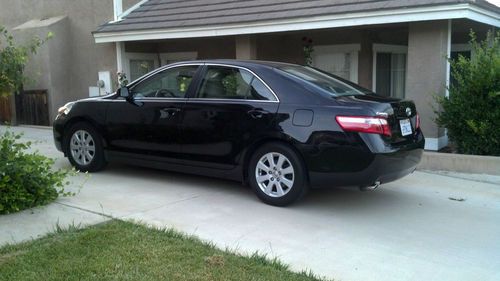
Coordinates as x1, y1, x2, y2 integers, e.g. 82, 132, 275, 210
278, 66, 366, 97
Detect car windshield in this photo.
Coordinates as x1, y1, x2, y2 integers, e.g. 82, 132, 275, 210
278, 65, 366, 97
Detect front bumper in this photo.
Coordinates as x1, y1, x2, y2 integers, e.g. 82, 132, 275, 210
53, 114, 66, 153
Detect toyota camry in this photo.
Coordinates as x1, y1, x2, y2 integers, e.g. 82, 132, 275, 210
53, 60, 425, 206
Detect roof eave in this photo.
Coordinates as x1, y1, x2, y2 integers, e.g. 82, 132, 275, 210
93, 3, 500, 43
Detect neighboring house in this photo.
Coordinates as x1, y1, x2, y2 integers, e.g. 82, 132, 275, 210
0, 0, 140, 126
2, 0, 500, 151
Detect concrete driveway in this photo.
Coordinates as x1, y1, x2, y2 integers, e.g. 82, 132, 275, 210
1, 126, 499, 281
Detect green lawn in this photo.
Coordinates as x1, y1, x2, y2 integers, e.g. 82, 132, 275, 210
0, 220, 327, 281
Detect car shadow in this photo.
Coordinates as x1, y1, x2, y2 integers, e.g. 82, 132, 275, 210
95, 163, 412, 217
298, 186, 407, 212
102, 162, 252, 193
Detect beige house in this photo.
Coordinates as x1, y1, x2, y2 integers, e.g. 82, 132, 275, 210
0, 0, 139, 126
2, 0, 500, 151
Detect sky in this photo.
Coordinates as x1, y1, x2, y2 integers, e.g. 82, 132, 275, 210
486, 0, 500, 7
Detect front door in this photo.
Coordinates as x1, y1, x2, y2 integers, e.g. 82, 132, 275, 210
180, 65, 279, 169
105, 65, 200, 159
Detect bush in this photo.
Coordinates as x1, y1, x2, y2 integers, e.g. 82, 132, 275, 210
436, 31, 500, 156
0, 129, 73, 214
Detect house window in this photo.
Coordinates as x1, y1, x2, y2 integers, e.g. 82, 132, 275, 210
160, 52, 198, 66
125, 53, 159, 82
123, 51, 198, 82
373, 44, 408, 99
130, 59, 156, 81
312, 44, 360, 83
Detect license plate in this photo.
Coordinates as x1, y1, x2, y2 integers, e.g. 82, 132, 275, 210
400, 119, 412, 136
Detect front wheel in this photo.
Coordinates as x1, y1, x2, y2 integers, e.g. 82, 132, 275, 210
65, 123, 107, 172
248, 143, 308, 206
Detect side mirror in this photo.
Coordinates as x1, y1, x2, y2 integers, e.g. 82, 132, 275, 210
119, 86, 130, 98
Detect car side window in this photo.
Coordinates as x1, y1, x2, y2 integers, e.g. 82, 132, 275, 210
197, 66, 276, 101
131, 65, 199, 98
248, 78, 276, 101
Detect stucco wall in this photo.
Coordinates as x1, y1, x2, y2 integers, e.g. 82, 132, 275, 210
13, 16, 71, 122
406, 21, 450, 141
0, 0, 139, 123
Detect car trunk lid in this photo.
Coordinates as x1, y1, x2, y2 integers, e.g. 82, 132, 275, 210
335, 94, 420, 144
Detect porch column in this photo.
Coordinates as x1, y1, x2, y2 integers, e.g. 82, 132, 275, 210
235, 35, 257, 60
406, 20, 451, 151
115, 41, 128, 85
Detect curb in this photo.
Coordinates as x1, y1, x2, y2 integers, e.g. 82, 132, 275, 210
417, 151, 500, 175
19, 124, 52, 130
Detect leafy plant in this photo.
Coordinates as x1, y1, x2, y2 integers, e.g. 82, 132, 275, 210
222, 74, 239, 96
0, 26, 52, 97
0, 129, 75, 214
302, 37, 314, 66
436, 31, 500, 156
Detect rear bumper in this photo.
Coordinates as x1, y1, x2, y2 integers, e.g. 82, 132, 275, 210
308, 138, 424, 188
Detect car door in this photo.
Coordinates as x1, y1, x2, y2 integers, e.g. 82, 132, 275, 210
179, 64, 279, 169
105, 64, 201, 160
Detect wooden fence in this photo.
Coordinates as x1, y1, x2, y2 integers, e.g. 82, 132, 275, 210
15, 90, 50, 126
0, 95, 12, 124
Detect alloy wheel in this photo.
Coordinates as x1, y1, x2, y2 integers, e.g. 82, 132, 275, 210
70, 130, 96, 166
255, 152, 295, 198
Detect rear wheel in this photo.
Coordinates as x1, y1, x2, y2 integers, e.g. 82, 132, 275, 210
248, 143, 308, 206
65, 123, 106, 172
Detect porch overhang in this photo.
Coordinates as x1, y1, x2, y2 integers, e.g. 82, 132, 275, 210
93, 3, 500, 43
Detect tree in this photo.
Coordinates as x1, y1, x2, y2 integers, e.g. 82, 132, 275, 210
436, 31, 500, 156
0, 26, 52, 97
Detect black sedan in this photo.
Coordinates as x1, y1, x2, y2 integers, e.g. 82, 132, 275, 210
53, 60, 424, 206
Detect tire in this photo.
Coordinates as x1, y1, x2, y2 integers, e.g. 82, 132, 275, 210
248, 142, 308, 206
65, 122, 107, 172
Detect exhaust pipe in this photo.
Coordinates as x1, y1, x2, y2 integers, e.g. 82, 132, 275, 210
360, 181, 381, 191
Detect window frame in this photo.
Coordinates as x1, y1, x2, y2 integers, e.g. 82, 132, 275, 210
189, 64, 279, 103
371, 44, 408, 97
312, 44, 361, 83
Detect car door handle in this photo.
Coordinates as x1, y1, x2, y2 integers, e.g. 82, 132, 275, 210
160, 107, 181, 119
248, 109, 268, 119
164, 108, 181, 113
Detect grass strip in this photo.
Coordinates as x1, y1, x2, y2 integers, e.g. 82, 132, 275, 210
0, 220, 327, 281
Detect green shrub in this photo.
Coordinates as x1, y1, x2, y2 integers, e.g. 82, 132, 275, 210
0, 26, 52, 97
0, 129, 73, 214
436, 31, 500, 156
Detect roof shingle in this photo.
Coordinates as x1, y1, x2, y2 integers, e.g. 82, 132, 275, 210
95, 0, 499, 33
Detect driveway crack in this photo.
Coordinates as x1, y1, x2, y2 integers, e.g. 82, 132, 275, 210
55, 202, 114, 219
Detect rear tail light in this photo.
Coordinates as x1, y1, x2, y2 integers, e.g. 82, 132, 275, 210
336, 116, 392, 137
415, 113, 421, 130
